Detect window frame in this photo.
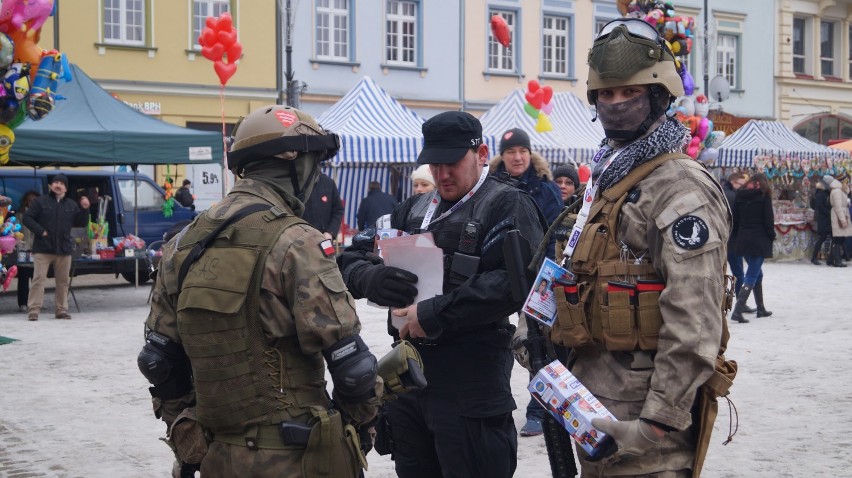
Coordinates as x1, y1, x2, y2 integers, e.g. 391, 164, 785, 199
315, 0, 353, 62
487, 8, 518, 74
384, 0, 420, 67
541, 13, 572, 78
102, 0, 149, 47
792, 17, 809, 75
190, 0, 233, 51
794, 114, 852, 145
819, 19, 839, 78
716, 33, 739, 89
713, 15, 744, 91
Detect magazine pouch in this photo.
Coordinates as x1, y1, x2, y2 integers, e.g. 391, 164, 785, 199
551, 282, 593, 349
600, 281, 637, 351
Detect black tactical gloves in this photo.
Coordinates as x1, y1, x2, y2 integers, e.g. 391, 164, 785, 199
352, 263, 419, 308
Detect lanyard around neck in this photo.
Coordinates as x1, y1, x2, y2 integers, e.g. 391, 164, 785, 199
420, 167, 489, 230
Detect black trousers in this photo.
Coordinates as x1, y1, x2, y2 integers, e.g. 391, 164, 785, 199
16, 266, 32, 307
812, 232, 830, 260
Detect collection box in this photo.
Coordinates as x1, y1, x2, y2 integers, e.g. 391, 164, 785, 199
528, 360, 617, 458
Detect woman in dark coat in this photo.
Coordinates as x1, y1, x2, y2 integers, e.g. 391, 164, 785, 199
730, 173, 776, 322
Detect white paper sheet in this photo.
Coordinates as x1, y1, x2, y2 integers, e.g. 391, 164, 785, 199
379, 233, 444, 329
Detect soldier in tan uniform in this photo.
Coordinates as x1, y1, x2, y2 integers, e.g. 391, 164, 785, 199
138, 106, 387, 478
544, 19, 732, 477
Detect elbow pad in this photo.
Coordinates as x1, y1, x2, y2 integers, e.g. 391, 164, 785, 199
323, 335, 378, 404
137, 329, 193, 400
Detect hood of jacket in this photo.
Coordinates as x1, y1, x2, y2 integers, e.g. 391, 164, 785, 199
488, 150, 553, 182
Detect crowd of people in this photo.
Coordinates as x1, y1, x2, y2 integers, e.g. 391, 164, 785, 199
0, 15, 791, 478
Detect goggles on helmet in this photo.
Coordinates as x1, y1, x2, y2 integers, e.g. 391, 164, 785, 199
596, 18, 661, 42
589, 19, 676, 83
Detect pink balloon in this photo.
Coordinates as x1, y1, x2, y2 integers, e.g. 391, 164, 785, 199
541, 102, 554, 115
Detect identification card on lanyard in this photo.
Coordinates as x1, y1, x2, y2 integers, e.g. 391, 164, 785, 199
420, 168, 489, 230
561, 148, 622, 262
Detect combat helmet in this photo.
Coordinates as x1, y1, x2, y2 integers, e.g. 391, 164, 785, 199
228, 105, 339, 200
586, 18, 684, 105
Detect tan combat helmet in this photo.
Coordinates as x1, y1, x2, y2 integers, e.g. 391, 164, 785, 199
228, 105, 339, 200
586, 18, 684, 105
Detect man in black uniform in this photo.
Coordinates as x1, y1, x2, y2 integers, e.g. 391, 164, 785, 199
338, 111, 546, 478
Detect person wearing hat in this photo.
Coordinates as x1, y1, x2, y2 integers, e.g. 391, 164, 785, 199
339, 110, 547, 477
173, 178, 195, 210
552, 163, 581, 206
409, 164, 435, 195
489, 128, 563, 225
22, 173, 90, 321
827, 174, 852, 267
524, 19, 732, 476
810, 175, 833, 265
139, 106, 399, 477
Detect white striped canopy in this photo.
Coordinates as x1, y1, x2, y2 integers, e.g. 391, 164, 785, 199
717, 120, 849, 168
479, 89, 605, 165
317, 76, 426, 166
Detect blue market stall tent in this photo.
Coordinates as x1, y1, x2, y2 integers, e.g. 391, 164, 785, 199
8, 64, 223, 167
317, 76, 425, 231
479, 89, 605, 166
717, 120, 849, 168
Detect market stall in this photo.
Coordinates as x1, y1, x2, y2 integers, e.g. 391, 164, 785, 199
717, 120, 851, 261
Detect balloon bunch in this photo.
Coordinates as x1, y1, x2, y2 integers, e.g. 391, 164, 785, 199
198, 12, 242, 86
523, 80, 554, 133
617, 1, 696, 95
671, 94, 726, 165
0, 0, 69, 165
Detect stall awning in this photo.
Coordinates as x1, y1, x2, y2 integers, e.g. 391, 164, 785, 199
479, 89, 605, 165
717, 120, 849, 168
317, 76, 425, 167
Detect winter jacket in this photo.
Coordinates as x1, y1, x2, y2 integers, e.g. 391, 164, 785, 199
811, 182, 832, 235
356, 189, 398, 230
722, 180, 738, 247
829, 180, 852, 237
488, 151, 563, 225
22, 192, 89, 255
732, 188, 776, 258
174, 186, 194, 209
302, 173, 345, 236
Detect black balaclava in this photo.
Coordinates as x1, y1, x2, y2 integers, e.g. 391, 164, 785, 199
596, 85, 671, 143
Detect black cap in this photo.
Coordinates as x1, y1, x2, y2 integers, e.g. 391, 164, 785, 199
417, 111, 483, 165
499, 128, 531, 155
50, 173, 68, 188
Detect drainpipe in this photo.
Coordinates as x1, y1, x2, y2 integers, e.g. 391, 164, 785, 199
459, 0, 465, 111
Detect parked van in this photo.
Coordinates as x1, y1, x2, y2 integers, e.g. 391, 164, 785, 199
0, 169, 196, 283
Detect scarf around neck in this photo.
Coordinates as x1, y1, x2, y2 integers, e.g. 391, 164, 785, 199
592, 118, 688, 192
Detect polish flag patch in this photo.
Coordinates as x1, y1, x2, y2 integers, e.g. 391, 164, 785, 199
319, 239, 335, 257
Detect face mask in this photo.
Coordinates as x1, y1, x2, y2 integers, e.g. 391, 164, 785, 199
596, 94, 652, 142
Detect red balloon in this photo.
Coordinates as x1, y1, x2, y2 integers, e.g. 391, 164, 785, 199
205, 16, 219, 30
226, 42, 242, 63
527, 79, 540, 93
216, 12, 233, 32
200, 27, 216, 47
542, 86, 553, 105
526, 89, 544, 110
214, 60, 237, 85
217, 30, 237, 49
201, 43, 224, 62
490, 15, 510, 48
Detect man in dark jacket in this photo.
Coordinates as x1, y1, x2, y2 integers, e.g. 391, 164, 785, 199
811, 176, 833, 265
22, 174, 89, 321
356, 181, 397, 230
302, 172, 345, 242
174, 179, 195, 210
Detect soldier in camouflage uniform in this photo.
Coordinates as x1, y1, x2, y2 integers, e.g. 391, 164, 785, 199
537, 19, 732, 477
138, 106, 382, 478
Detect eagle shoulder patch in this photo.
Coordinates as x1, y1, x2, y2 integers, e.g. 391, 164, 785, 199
672, 215, 709, 250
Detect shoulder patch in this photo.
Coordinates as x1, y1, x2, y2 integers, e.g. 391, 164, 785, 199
319, 239, 335, 257
671, 215, 709, 250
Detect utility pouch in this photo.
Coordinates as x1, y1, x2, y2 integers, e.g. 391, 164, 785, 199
600, 282, 637, 351
694, 355, 738, 478
373, 408, 393, 456
167, 407, 209, 466
551, 281, 594, 349
450, 252, 480, 281
301, 408, 362, 478
636, 279, 665, 350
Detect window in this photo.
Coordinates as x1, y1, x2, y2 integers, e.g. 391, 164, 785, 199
103, 0, 146, 46
192, 0, 230, 49
488, 10, 516, 72
386, 1, 417, 65
793, 17, 806, 74
118, 180, 165, 211
316, 0, 350, 61
820, 20, 836, 77
794, 114, 852, 145
716, 34, 738, 88
542, 15, 569, 75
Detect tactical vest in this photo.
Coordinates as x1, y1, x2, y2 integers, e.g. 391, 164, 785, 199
551, 154, 682, 353
173, 205, 327, 435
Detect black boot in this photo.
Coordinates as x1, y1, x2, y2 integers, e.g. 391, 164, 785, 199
730, 285, 752, 323
743, 304, 757, 314
831, 244, 848, 268
754, 281, 772, 318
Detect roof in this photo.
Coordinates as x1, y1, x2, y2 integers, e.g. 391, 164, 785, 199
8, 64, 224, 167
317, 76, 425, 166
479, 89, 605, 165
717, 120, 849, 167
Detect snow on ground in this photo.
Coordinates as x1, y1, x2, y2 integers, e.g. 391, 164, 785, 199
0, 260, 849, 477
